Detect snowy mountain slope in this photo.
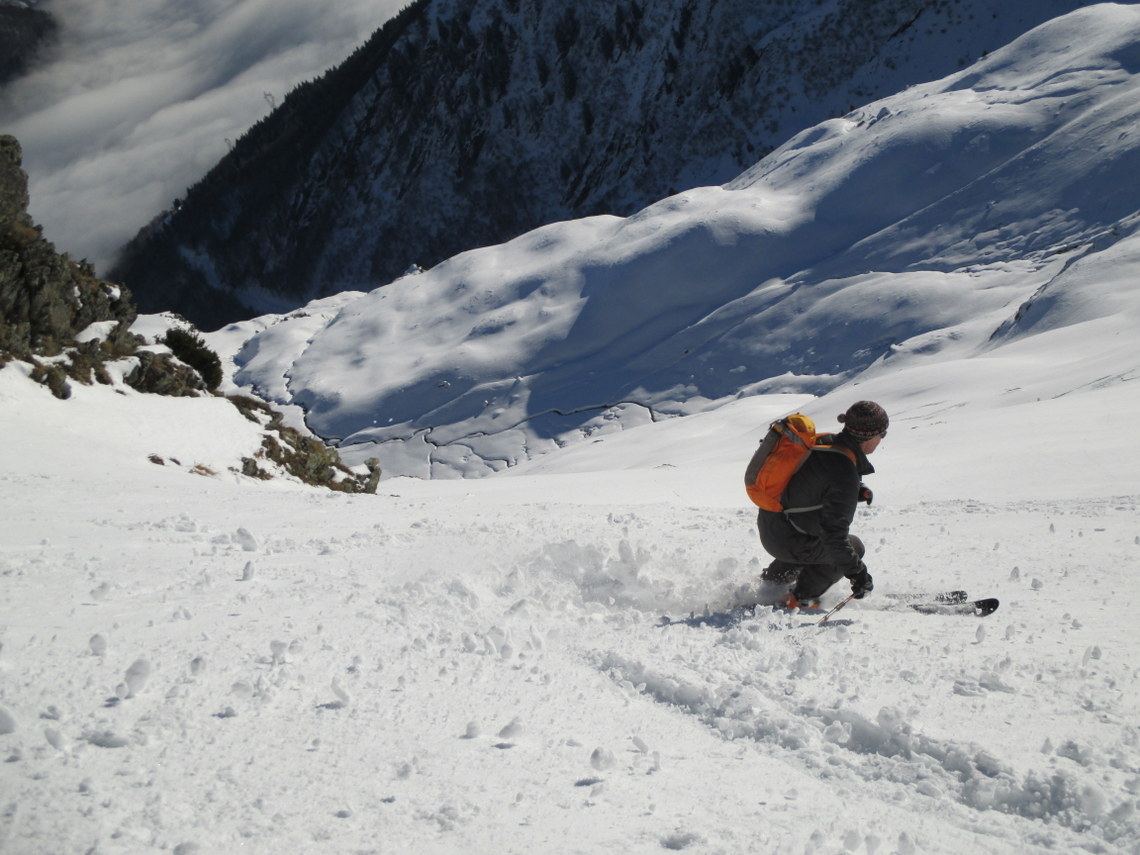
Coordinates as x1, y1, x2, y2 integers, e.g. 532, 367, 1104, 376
210, 4, 1140, 481
5, 8, 1140, 855
2, 347, 1139, 853
109, 0, 1105, 327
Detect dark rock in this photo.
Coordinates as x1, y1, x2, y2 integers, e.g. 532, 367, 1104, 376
0, 2, 58, 86
1, 136, 139, 371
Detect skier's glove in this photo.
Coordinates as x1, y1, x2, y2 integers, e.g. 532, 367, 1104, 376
849, 565, 874, 599
858, 484, 874, 506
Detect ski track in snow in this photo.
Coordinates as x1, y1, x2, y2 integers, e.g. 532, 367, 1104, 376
2, 469, 1137, 854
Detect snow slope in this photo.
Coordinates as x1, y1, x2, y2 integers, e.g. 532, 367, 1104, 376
2, 339, 1139, 854
3, 6, 1140, 854
107, 0, 1105, 326
211, 3, 1140, 482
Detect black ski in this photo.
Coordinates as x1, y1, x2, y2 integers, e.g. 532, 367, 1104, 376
658, 591, 999, 629
883, 590, 999, 616
909, 597, 999, 617
885, 590, 970, 605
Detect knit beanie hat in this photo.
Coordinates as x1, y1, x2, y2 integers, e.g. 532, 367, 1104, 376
838, 401, 889, 440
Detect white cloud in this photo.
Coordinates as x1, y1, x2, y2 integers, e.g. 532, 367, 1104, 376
0, 0, 406, 271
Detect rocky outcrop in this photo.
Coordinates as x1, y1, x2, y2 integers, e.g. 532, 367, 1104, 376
0, 134, 379, 492
1, 135, 140, 376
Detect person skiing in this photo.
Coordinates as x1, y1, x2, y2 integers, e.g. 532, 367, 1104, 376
751, 401, 888, 610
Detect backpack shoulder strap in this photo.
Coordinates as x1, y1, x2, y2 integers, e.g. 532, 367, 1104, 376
811, 433, 857, 465
781, 435, 858, 516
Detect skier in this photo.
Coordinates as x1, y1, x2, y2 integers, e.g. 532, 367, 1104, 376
753, 401, 888, 609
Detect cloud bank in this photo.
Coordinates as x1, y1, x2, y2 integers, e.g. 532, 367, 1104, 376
0, 0, 405, 272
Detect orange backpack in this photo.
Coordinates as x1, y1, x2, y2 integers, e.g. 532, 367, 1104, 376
744, 414, 854, 511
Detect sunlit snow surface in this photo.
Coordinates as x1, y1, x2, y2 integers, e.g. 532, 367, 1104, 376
210, 4, 1140, 481
3, 6, 1140, 854
2, 349, 1139, 853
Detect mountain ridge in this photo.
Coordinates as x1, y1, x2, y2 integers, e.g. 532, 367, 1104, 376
202, 3, 1140, 479
111, 0, 1100, 328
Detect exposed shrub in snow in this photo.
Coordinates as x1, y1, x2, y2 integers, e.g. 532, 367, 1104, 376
227, 395, 380, 493
123, 349, 207, 396
27, 361, 71, 399
162, 327, 222, 391
1, 135, 374, 493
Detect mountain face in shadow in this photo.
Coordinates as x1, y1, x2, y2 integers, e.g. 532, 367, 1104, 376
0, 1, 57, 86
110, 0, 1097, 329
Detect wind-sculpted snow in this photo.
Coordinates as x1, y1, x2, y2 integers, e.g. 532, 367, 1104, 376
213, 4, 1140, 480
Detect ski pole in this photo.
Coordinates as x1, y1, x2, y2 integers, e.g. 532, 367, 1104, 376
817, 594, 855, 625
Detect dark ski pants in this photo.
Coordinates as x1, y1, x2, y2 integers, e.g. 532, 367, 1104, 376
762, 535, 866, 599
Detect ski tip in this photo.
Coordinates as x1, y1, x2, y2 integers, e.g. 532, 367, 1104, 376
974, 598, 1000, 616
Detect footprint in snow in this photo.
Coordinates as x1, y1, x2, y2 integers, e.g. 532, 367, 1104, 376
661, 830, 702, 850
590, 747, 614, 771
105, 659, 152, 703
498, 718, 523, 739
269, 640, 288, 664
121, 658, 151, 699
318, 678, 351, 710
233, 528, 258, 552
89, 634, 107, 657
84, 730, 129, 749
493, 718, 523, 748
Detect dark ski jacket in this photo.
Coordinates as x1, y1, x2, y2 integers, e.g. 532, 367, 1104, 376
756, 431, 873, 575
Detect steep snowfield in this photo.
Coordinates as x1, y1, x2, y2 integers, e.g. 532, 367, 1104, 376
3, 5, 1140, 854
210, 4, 1140, 480
2, 347, 1139, 853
